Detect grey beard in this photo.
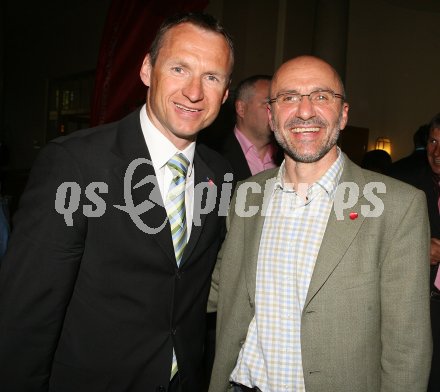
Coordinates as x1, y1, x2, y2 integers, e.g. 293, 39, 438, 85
274, 127, 340, 163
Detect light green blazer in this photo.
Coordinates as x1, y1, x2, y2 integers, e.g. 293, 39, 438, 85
208, 156, 432, 392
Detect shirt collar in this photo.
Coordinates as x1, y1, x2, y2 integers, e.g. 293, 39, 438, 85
234, 126, 254, 154
140, 104, 195, 176
234, 126, 278, 161
274, 147, 344, 198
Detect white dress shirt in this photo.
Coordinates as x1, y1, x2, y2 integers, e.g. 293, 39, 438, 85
139, 104, 195, 237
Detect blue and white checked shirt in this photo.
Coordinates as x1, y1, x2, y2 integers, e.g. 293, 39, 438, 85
230, 151, 344, 391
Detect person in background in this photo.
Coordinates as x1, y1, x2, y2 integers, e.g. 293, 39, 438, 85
390, 112, 440, 392
360, 149, 392, 174
389, 123, 429, 181
0, 12, 234, 392
215, 75, 281, 181
208, 55, 432, 392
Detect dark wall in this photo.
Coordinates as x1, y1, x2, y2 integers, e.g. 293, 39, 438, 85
0, 0, 111, 216
0, 0, 111, 171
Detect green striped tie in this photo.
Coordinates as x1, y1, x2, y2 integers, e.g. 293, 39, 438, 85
166, 153, 189, 381
166, 153, 190, 266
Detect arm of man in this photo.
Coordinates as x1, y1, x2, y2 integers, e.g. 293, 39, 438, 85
207, 173, 239, 314
0, 142, 86, 391
380, 189, 432, 392
207, 202, 232, 314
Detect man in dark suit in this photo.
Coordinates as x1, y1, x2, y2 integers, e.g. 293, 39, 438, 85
0, 12, 234, 392
388, 123, 429, 182
215, 75, 281, 182
391, 113, 440, 392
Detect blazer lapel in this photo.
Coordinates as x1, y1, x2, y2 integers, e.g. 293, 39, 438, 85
243, 174, 278, 303
110, 109, 175, 264
181, 149, 216, 265
304, 158, 368, 308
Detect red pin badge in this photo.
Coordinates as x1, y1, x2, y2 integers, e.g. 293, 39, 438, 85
349, 212, 358, 220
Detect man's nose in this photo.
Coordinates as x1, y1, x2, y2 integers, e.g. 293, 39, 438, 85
182, 77, 204, 102
295, 96, 316, 119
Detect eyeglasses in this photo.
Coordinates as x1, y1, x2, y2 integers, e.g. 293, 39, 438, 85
268, 90, 345, 106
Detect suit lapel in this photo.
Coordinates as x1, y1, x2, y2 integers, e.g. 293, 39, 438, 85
243, 174, 278, 303
304, 158, 367, 308
181, 149, 216, 266
240, 158, 369, 307
110, 108, 175, 264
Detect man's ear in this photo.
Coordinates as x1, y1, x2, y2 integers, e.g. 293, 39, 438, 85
139, 54, 152, 87
222, 89, 229, 104
339, 102, 350, 130
267, 104, 275, 131
235, 100, 246, 119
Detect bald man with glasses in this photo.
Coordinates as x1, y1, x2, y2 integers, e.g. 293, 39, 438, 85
208, 55, 432, 392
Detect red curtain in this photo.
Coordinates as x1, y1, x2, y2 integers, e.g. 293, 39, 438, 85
90, 0, 209, 126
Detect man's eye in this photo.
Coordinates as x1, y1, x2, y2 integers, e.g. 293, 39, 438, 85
314, 93, 330, 101
282, 94, 298, 103
172, 67, 184, 73
206, 75, 219, 82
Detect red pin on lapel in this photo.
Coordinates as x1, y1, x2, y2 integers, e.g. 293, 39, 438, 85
206, 177, 214, 186
349, 212, 358, 220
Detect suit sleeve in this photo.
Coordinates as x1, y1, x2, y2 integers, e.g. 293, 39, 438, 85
207, 174, 241, 314
380, 189, 432, 391
0, 142, 87, 391
207, 201, 231, 314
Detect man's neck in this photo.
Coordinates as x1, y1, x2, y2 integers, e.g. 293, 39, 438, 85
284, 148, 338, 190
237, 126, 273, 158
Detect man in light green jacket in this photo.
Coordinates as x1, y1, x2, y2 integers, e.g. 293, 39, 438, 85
208, 55, 432, 392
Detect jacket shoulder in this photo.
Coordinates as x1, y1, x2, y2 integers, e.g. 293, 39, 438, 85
196, 142, 233, 175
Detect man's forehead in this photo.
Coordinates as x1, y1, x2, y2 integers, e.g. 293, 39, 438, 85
430, 128, 440, 138
254, 80, 270, 93
160, 22, 233, 73
163, 23, 206, 42
272, 60, 339, 93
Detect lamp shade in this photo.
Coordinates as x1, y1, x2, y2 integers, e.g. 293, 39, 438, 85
375, 137, 391, 155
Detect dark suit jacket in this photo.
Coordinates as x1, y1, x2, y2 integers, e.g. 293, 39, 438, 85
216, 131, 252, 182
0, 108, 230, 392
391, 164, 440, 288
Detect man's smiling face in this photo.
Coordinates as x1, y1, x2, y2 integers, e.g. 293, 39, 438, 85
140, 22, 232, 149
427, 127, 440, 176
268, 56, 349, 164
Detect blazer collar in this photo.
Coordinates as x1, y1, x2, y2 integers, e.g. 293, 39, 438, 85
304, 157, 368, 308
242, 172, 279, 303
110, 108, 217, 268
243, 155, 369, 306
182, 150, 216, 264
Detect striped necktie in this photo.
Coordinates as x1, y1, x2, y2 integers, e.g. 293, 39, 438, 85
166, 153, 190, 380
166, 153, 190, 266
